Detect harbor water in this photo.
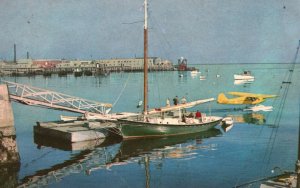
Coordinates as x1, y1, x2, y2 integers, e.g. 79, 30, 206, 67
1, 63, 300, 187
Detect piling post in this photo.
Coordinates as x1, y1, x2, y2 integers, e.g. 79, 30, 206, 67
0, 84, 20, 165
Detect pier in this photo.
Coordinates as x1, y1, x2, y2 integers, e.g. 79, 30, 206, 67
0, 84, 20, 165
3, 80, 112, 115
0, 81, 136, 144
0, 57, 175, 77
0, 86, 19, 162
34, 120, 118, 144
0, 84, 20, 188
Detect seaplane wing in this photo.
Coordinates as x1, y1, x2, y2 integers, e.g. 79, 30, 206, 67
217, 93, 265, 105
148, 98, 215, 115
227, 92, 277, 99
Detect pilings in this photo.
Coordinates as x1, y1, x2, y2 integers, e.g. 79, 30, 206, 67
0, 84, 20, 165
0, 84, 20, 187
0, 84, 15, 133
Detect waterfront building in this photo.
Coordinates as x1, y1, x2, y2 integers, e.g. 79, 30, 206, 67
0, 60, 5, 68
33, 59, 62, 68
56, 60, 93, 69
94, 57, 173, 71
0, 57, 174, 75
0, 59, 40, 75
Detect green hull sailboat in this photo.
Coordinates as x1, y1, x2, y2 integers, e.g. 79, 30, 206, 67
117, 0, 222, 139
118, 116, 222, 139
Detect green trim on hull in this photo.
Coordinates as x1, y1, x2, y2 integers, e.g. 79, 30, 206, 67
118, 119, 222, 139
114, 128, 222, 161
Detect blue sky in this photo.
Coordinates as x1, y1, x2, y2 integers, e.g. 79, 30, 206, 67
0, 0, 300, 64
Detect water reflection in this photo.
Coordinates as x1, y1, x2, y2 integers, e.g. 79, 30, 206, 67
19, 129, 221, 187
112, 128, 221, 164
229, 113, 266, 125
0, 164, 19, 188
19, 138, 122, 187
0, 135, 20, 188
34, 134, 112, 151
178, 71, 188, 83
234, 79, 254, 85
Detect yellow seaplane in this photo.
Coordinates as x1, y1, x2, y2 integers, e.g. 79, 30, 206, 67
217, 92, 277, 105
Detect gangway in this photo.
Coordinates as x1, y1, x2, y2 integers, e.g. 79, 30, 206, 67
2, 80, 112, 115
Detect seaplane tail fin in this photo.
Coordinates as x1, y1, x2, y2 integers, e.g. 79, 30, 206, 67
217, 93, 229, 104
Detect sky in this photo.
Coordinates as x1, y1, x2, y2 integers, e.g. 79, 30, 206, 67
0, 0, 300, 64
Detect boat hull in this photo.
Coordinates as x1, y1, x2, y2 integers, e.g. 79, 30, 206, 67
118, 117, 222, 139
234, 74, 254, 80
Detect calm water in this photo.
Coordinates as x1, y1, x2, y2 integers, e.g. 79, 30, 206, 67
1, 63, 300, 187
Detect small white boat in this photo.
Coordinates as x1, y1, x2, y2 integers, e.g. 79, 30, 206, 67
191, 70, 200, 78
234, 71, 254, 80
136, 100, 143, 108
221, 117, 234, 132
199, 75, 206, 80
222, 117, 234, 125
234, 79, 254, 85
244, 105, 273, 112
179, 74, 183, 77
191, 70, 200, 75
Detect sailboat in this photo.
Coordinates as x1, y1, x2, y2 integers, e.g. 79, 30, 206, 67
117, 0, 222, 139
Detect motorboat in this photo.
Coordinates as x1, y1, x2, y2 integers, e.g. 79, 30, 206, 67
234, 71, 254, 80
222, 117, 234, 125
199, 75, 206, 80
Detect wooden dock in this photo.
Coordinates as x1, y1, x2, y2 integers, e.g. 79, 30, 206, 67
34, 120, 119, 144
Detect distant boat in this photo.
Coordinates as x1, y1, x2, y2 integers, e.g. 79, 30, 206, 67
117, 0, 222, 139
190, 70, 200, 75
190, 70, 200, 78
136, 100, 143, 108
234, 71, 254, 80
199, 75, 206, 80
222, 117, 234, 126
74, 68, 83, 77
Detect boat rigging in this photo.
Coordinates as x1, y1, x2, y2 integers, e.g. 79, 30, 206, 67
117, 0, 223, 139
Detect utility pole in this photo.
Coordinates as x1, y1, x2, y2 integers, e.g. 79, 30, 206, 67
13, 44, 16, 63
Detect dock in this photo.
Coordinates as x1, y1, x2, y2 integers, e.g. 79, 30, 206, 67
0, 84, 15, 135
34, 120, 120, 144
0, 84, 20, 166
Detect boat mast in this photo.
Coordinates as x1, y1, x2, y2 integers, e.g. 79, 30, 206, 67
143, 0, 148, 114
